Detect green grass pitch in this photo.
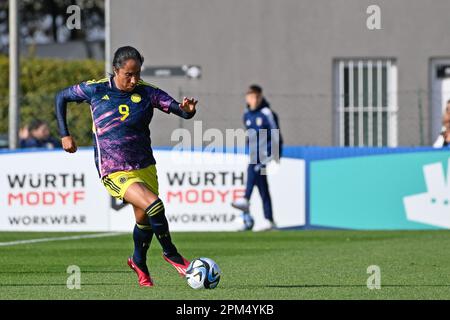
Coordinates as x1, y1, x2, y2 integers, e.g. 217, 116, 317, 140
1, 230, 450, 299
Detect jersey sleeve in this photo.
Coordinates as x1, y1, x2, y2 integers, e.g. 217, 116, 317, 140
261, 108, 279, 130
150, 87, 196, 119
63, 82, 95, 103
54, 81, 95, 137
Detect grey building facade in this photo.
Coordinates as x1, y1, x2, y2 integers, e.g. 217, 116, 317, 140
109, 0, 450, 147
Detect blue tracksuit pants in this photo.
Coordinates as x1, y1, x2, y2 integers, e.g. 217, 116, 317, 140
244, 164, 273, 221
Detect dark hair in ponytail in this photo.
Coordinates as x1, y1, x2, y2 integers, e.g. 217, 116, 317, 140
112, 46, 144, 69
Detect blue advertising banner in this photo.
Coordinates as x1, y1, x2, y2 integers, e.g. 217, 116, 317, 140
310, 150, 450, 230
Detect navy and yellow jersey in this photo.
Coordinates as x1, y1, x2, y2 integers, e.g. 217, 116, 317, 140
55, 77, 195, 178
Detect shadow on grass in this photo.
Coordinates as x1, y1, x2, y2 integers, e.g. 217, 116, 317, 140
0, 283, 132, 287
266, 284, 450, 288
0, 270, 129, 274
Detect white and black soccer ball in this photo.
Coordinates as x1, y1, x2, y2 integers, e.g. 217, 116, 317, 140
237, 212, 255, 231
186, 257, 221, 289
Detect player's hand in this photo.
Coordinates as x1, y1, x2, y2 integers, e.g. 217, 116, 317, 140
180, 97, 198, 113
62, 136, 78, 153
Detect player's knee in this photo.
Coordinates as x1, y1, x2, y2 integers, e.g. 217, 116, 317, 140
145, 198, 165, 217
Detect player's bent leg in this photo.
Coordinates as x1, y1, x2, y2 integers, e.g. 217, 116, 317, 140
231, 164, 255, 212
127, 205, 154, 287
146, 198, 190, 276
124, 182, 190, 277
102, 175, 154, 286
123, 181, 159, 209
256, 172, 277, 230
245, 164, 258, 200
231, 198, 250, 212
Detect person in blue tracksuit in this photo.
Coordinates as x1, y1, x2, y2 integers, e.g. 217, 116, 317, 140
232, 85, 282, 230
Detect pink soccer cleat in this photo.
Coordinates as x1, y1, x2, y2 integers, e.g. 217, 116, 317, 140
127, 257, 154, 287
163, 254, 190, 277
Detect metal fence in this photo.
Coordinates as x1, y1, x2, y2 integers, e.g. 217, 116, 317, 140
0, 89, 440, 149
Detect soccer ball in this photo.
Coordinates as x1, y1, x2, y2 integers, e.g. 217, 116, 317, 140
186, 257, 221, 289
237, 212, 255, 231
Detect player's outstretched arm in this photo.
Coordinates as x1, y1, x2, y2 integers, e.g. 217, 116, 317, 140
153, 86, 198, 119
168, 97, 198, 119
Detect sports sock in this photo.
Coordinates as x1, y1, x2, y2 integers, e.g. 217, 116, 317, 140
132, 223, 153, 274
145, 198, 184, 263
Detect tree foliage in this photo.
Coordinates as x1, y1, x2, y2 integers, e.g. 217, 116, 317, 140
0, 0, 105, 52
0, 55, 104, 146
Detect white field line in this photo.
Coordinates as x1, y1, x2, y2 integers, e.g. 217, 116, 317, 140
0, 232, 125, 247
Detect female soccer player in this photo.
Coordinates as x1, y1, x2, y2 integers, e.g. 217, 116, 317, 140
55, 46, 197, 287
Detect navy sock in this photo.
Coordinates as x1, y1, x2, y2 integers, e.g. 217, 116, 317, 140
132, 223, 153, 274
145, 199, 182, 261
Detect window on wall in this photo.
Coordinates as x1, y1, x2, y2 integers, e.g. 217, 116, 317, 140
335, 59, 398, 147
